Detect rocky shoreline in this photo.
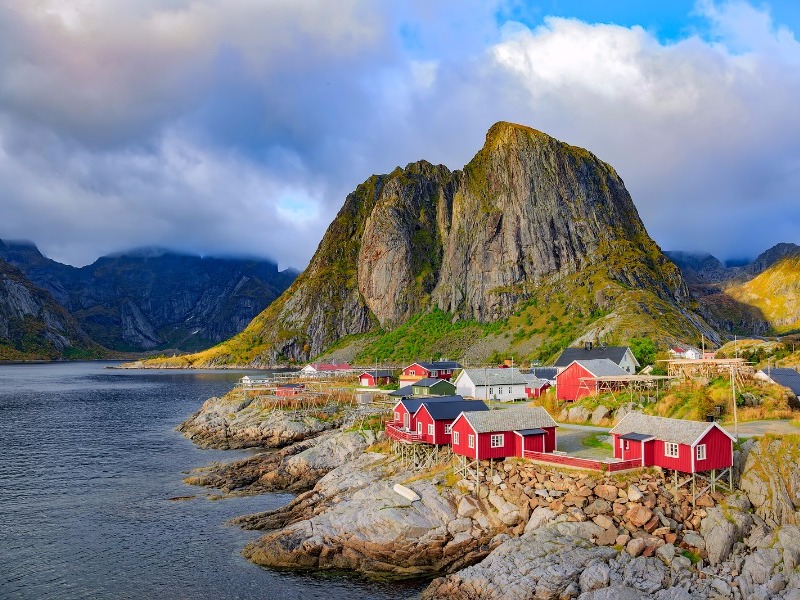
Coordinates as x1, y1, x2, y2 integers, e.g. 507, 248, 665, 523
177, 392, 342, 449
179, 397, 800, 599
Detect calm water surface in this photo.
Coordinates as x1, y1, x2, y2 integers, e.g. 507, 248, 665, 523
0, 362, 423, 599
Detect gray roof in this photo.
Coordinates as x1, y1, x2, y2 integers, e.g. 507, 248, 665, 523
389, 385, 414, 397
609, 412, 734, 446
418, 400, 489, 420
522, 374, 550, 389
554, 346, 639, 368
568, 359, 629, 378
515, 428, 546, 436
530, 367, 558, 381
766, 368, 800, 395
461, 405, 557, 434
460, 367, 528, 386
359, 369, 393, 378
412, 377, 454, 389
415, 361, 462, 370
396, 395, 464, 414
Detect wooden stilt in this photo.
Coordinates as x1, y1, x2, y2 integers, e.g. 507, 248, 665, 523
692, 474, 696, 506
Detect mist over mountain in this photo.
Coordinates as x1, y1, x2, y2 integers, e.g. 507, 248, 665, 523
0, 240, 296, 353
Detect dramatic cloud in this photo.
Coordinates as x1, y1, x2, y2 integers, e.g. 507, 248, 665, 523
0, 1, 797, 267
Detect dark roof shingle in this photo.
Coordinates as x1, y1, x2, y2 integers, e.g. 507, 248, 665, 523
553, 346, 639, 368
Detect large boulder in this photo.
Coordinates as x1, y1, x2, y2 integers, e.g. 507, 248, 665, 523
422, 524, 617, 599
700, 506, 738, 565
739, 435, 800, 527
591, 405, 610, 425
568, 406, 591, 422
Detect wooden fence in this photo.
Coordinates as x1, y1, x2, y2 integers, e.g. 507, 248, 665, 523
522, 450, 640, 473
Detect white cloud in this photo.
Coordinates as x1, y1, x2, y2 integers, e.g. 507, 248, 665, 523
0, 0, 798, 269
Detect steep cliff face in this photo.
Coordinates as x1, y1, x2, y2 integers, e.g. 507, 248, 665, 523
0, 259, 103, 360
0, 241, 296, 352
151, 122, 715, 367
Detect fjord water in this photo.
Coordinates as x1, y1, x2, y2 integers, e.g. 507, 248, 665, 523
0, 362, 420, 599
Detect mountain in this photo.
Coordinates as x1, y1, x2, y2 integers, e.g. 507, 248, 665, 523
0, 240, 297, 352
666, 244, 800, 336
0, 259, 104, 360
144, 121, 717, 368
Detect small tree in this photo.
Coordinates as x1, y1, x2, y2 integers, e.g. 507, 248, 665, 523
629, 337, 657, 367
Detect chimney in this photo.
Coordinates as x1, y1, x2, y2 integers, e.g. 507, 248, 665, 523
585, 341, 593, 351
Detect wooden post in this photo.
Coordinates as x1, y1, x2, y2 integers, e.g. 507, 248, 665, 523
711, 469, 716, 493
692, 474, 696, 506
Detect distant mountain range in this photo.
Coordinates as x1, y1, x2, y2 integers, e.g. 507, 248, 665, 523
666, 244, 800, 336
0, 240, 296, 356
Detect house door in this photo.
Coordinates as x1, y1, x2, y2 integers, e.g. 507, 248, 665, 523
404, 413, 409, 429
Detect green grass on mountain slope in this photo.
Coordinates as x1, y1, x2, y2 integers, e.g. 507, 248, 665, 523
556, 377, 795, 425
726, 256, 800, 334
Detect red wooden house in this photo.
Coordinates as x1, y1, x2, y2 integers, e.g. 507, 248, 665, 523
358, 370, 393, 387
276, 383, 305, 397
608, 412, 734, 474
388, 395, 463, 439
450, 405, 558, 461
523, 375, 551, 398
399, 361, 462, 385
414, 399, 488, 445
556, 359, 628, 401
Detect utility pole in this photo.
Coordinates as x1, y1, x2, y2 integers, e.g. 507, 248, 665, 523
730, 365, 739, 442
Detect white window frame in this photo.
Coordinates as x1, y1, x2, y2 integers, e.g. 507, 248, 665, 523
696, 444, 706, 461
427, 423, 434, 436
665, 442, 679, 458
489, 387, 493, 395
444, 424, 452, 434
453, 431, 460, 444
619, 438, 624, 449
490, 434, 504, 448
508, 386, 512, 394
417, 422, 422, 435
394, 411, 400, 422
468, 434, 475, 449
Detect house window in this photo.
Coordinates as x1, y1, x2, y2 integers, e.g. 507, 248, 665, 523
490, 434, 504, 448
468, 434, 475, 449
417, 423, 422, 435
409, 369, 415, 375
444, 424, 452, 434
428, 424, 434, 436
665, 442, 679, 458
624, 440, 630, 451
453, 431, 460, 444
696, 444, 706, 461
489, 387, 493, 395
394, 411, 400, 422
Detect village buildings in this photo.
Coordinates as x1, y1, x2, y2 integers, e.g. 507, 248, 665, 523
411, 377, 457, 396
358, 369, 393, 387
556, 359, 629, 402
399, 361, 462, 385
553, 344, 640, 374
609, 412, 734, 474
450, 405, 558, 461
414, 399, 489, 445
454, 367, 528, 402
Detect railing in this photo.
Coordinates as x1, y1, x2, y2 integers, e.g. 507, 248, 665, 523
522, 450, 641, 472
385, 423, 423, 443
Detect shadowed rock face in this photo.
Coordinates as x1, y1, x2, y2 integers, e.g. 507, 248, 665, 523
0, 259, 101, 359
159, 121, 711, 366
0, 240, 296, 352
